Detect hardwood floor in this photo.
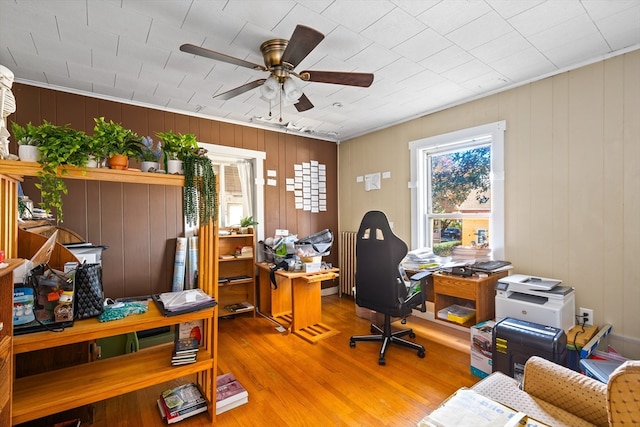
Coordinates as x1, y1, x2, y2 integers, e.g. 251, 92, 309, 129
87, 294, 480, 426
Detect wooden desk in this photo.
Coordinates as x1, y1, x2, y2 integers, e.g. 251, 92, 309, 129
257, 263, 339, 343
433, 270, 508, 327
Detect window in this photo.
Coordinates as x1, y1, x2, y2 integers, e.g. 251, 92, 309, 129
198, 143, 266, 241
409, 121, 505, 260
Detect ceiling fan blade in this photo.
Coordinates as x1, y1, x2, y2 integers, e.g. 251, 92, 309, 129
294, 93, 314, 112
213, 79, 266, 101
180, 44, 266, 71
301, 70, 374, 87
281, 25, 324, 68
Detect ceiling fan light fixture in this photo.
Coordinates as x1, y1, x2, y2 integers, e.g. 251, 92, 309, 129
283, 77, 302, 102
260, 76, 279, 100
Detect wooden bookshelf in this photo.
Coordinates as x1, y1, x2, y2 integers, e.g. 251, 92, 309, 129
0, 160, 219, 426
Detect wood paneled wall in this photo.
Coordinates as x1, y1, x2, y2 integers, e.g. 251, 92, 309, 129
12, 83, 338, 298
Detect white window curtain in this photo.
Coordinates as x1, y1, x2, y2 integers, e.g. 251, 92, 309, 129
237, 160, 253, 219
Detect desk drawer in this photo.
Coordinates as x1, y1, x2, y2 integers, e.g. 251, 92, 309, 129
434, 276, 477, 300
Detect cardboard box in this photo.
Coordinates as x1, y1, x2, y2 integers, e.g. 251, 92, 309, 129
470, 320, 495, 378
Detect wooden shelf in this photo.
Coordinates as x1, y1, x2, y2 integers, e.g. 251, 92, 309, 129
1, 163, 219, 426
12, 343, 213, 425
0, 159, 184, 187
217, 230, 255, 319
13, 301, 215, 354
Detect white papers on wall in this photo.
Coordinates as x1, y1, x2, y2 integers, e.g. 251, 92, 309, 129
287, 160, 327, 213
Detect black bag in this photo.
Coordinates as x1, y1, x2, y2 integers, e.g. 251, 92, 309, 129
74, 262, 104, 319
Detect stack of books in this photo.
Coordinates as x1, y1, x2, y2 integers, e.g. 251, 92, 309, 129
216, 373, 248, 415
157, 382, 207, 424
172, 337, 199, 366
224, 301, 255, 313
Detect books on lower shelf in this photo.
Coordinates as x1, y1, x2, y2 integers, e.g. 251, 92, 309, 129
216, 373, 248, 415
172, 337, 199, 366
224, 302, 254, 313
157, 383, 208, 424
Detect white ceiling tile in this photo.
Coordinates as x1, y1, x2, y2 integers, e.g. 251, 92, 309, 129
445, 59, 495, 85
417, 0, 491, 35
391, 0, 440, 16
447, 11, 514, 51
581, 0, 640, 20
221, 0, 296, 32
490, 47, 555, 81
420, 45, 474, 74
595, 7, 640, 50
507, 1, 586, 37
543, 32, 611, 69
273, 3, 337, 36
87, 1, 151, 44
486, 0, 545, 20
92, 82, 135, 101
470, 31, 531, 64
528, 14, 606, 58
349, 43, 401, 73
322, 0, 395, 33
394, 28, 453, 62
361, 7, 427, 49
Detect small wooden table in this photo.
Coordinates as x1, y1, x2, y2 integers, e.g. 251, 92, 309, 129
433, 270, 508, 327
257, 263, 339, 343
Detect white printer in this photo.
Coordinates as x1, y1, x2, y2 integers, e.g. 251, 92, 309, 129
495, 274, 575, 332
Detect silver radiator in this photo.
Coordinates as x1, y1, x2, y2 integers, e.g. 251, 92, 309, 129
339, 231, 357, 296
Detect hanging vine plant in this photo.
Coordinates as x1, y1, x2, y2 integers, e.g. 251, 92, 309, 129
30, 121, 89, 223
182, 147, 218, 227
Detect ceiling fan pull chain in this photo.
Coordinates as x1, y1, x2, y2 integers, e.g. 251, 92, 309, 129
279, 88, 283, 122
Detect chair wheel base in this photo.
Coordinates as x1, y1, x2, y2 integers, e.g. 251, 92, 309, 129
378, 357, 385, 365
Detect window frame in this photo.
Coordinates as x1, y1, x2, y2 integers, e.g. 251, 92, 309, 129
409, 120, 506, 259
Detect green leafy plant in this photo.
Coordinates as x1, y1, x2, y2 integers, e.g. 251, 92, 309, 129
11, 121, 40, 146
156, 130, 198, 161
240, 216, 258, 227
182, 148, 218, 227
31, 121, 90, 222
92, 117, 143, 158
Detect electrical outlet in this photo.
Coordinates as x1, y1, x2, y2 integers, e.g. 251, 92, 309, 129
580, 307, 594, 326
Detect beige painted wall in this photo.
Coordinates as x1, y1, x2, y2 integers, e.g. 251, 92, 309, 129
339, 49, 640, 357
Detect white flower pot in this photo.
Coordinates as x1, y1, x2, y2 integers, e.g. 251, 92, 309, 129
167, 159, 183, 175
18, 145, 39, 162
86, 155, 99, 168
141, 161, 159, 172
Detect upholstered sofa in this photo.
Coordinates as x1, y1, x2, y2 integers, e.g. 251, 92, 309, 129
470, 356, 640, 427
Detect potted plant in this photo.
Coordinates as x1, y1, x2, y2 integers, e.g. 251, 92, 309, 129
11, 121, 40, 162
239, 216, 258, 234
30, 120, 90, 222
156, 130, 198, 174
92, 117, 143, 170
139, 136, 162, 172
182, 147, 218, 226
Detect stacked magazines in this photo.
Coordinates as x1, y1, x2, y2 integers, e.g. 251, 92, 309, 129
152, 289, 217, 316
157, 383, 207, 424
172, 337, 199, 366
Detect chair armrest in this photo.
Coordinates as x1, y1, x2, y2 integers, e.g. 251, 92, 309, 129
523, 356, 608, 427
607, 360, 640, 425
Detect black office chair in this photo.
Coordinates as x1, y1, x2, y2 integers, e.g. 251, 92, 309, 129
349, 210, 429, 365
